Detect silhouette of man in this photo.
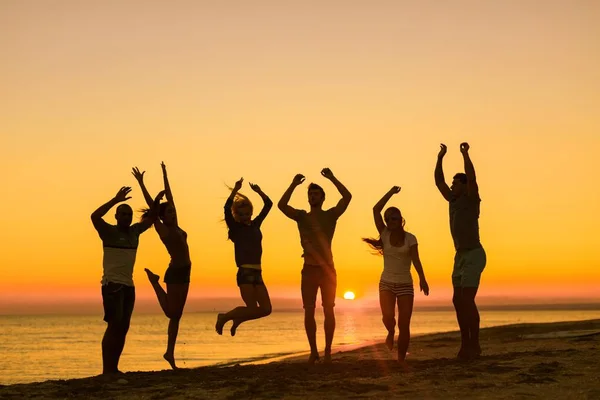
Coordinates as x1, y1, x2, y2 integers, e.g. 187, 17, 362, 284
435, 142, 487, 360
278, 168, 352, 364
91, 186, 158, 374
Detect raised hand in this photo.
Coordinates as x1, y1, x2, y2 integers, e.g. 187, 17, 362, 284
132, 167, 145, 182
154, 190, 166, 202
114, 187, 132, 203
389, 186, 401, 194
321, 168, 335, 180
249, 182, 262, 193
161, 161, 167, 173
292, 174, 305, 186
233, 177, 244, 192
438, 144, 447, 158
420, 279, 430, 296
460, 142, 470, 154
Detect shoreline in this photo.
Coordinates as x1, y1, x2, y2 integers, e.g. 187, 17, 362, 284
2, 318, 599, 399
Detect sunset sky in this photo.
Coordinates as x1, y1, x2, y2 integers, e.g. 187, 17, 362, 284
1, 1, 599, 313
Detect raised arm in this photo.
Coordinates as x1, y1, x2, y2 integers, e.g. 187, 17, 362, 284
435, 144, 452, 201
278, 174, 304, 220
321, 168, 352, 217
224, 177, 243, 228
132, 167, 154, 207
410, 244, 429, 296
139, 190, 167, 231
373, 186, 400, 234
250, 182, 273, 226
91, 187, 131, 231
460, 142, 479, 197
160, 161, 178, 226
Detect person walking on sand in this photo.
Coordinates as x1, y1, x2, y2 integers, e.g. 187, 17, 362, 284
132, 163, 192, 370
215, 177, 273, 336
435, 142, 487, 360
363, 186, 429, 370
278, 168, 352, 364
91, 186, 163, 375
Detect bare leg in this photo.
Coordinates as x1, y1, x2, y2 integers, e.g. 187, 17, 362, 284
229, 285, 272, 336
397, 295, 414, 369
304, 307, 319, 364
163, 283, 189, 370
462, 287, 481, 358
452, 287, 469, 360
379, 290, 396, 351
323, 306, 335, 364
145, 269, 170, 317
102, 323, 121, 374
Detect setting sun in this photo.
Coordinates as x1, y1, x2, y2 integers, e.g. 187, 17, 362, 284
343, 291, 356, 300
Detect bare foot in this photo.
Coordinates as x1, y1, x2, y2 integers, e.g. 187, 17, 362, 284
471, 344, 482, 359
308, 352, 320, 365
457, 347, 470, 361
397, 360, 413, 372
163, 353, 178, 370
385, 331, 394, 351
144, 268, 160, 284
215, 313, 226, 335
230, 320, 241, 337
323, 350, 332, 364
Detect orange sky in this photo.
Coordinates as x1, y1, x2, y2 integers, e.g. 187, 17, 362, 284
1, 1, 599, 312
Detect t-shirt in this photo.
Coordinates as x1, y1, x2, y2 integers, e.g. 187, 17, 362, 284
94, 221, 148, 286
381, 228, 418, 284
224, 197, 273, 268
295, 208, 339, 268
449, 194, 482, 251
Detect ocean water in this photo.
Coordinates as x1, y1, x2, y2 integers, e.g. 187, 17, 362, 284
1, 308, 600, 385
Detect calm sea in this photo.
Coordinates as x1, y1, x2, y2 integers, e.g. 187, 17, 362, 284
1, 308, 600, 385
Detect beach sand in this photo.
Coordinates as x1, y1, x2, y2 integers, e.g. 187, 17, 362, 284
1, 319, 599, 399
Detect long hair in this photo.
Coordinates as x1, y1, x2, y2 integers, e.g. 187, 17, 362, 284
362, 207, 406, 256
225, 185, 254, 240
139, 202, 169, 221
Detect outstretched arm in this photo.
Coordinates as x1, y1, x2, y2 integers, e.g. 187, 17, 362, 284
435, 144, 452, 201
161, 161, 178, 226
278, 174, 304, 220
460, 142, 479, 197
132, 167, 154, 207
410, 244, 429, 296
250, 182, 273, 226
373, 186, 400, 234
91, 187, 131, 231
321, 168, 352, 217
224, 177, 243, 228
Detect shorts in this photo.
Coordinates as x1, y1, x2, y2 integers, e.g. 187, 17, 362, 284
236, 267, 265, 286
164, 264, 192, 284
301, 265, 337, 309
102, 282, 135, 324
379, 280, 414, 297
452, 247, 486, 288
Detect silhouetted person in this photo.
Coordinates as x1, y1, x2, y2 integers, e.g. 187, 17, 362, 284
278, 168, 352, 364
133, 163, 192, 370
435, 142, 486, 360
215, 178, 273, 336
363, 186, 429, 370
91, 186, 162, 375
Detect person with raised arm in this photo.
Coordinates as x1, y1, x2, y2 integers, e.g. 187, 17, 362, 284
132, 163, 192, 370
362, 186, 429, 370
278, 168, 352, 364
215, 177, 273, 336
435, 142, 486, 360
91, 186, 163, 375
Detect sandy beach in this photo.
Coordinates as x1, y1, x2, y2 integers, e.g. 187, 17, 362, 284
1, 319, 599, 400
